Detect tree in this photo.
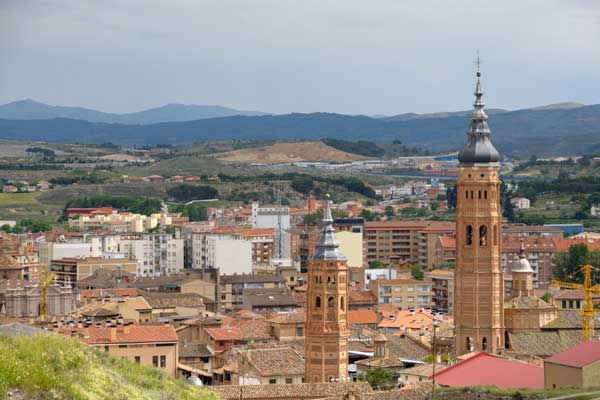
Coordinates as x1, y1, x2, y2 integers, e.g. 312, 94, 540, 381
302, 208, 348, 225
446, 186, 457, 209
502, 196, 515, 222
167, 184, 218, 202
358, 368, 394, 390
553, 244, 593, 284
183, 203, 207, 222
410, 264, 424, 280
430, 202, 439, 211
369, 260, 385, 268
384, 206, 395, 218
290, 176, 314, 194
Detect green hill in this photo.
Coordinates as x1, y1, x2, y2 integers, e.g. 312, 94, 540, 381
0, 332, 220, 400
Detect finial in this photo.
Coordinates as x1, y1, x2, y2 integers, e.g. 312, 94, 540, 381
323, 194, 333, 223
519, 239, 526, 259
475, 50, 482, 77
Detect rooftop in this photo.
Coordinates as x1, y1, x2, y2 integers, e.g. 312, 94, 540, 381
348, 309, 379, 325
545, 340, 600, 368
221, 274, 285, 284
57, 324, 178, 345
242, 347, 304, 377
434, 352, 544, 389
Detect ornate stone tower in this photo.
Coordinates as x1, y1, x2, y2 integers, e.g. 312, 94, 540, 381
454, 66, 505, 355
510, 240, 534, 299
305, 196, 349, 383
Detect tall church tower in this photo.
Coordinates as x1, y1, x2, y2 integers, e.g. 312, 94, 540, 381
305, 196, 349, 383
454, 66, 505, 355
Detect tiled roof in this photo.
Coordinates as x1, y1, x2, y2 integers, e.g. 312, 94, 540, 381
348, 289, 378, 305
545, 340, 600, 367
355, 356, 403, 368
348, 310, 378, 325
80, 288, 139, 299
553, 237, 600, 252
0, 255, 21, 269
208, 382, 372, 400
386, 334, 430, 360
242, 347, 304, 376
266, 310, 306, 324
426, 269, 453, 277
552, 289, 600, 301
378, 309, 450, 331
244, 289, 296, 307
221, 274, 285, 284
204, 326, 242, 341
504, 295, 555, 310
543, 310, 593, 329
139, 291, 208, 308
401, 363, 447, 377
57, 324, 178, 344
508, 331, 568, 357
179, 343, 213, 358
434, 352, 544, 389
237, 320, 272, 341
122, 296, 152, 311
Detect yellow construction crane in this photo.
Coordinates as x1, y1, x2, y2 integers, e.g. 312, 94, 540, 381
551, 264, 600, 342
39, 271, 55, 321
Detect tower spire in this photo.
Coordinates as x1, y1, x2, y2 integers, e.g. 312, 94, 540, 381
458, 55, 499, 165
313, 194, 346, 261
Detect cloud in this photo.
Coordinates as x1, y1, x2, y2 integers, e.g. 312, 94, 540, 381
0, 0, 599, 115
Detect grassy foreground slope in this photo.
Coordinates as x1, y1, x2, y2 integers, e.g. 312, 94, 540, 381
0, 333, 220, 400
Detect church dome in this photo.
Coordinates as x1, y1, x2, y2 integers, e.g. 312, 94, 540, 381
511, 240, 533, 273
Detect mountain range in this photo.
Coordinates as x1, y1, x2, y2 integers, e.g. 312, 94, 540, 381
0, 100, 598, 156
0, 99, 269, 124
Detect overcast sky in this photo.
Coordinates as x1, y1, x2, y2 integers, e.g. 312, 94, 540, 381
1, 0, 599, 115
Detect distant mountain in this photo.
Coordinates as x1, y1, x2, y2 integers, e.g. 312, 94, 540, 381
0, 99, 269, 124
0, 103, 599, 156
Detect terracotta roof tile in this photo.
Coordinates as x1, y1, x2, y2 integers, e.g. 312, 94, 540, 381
204, 326, 242, 341
57, 324, 178, 344
242, 347, 304, 376
348, 310, 378, 325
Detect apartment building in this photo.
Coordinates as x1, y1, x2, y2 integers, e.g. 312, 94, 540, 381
434, 236, 456, 266
68, 210, 176, 233
501, 224, 563, 238
56, 324, 179, 377
369, 278, 434, 309
38, 241, 99, 267
364, 221, 455, 267
185, 232, 253, 275
425, 269, 454, 313
107, 233, 184, 276
50, 257, 137, 285
219, 273, 285, 311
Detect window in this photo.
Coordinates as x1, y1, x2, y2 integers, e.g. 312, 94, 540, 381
104, 346, 109, 352
479, 225, 487, 246
328, 296, 334, 307
466, 225, 473, 245
160, 355, 166, 368
134, 356, 140, 364
340, 296, 345, 311
484, 190, 488, 199
269, 379, 277, 385
285, 378, 293, 384
296, 327, 304, 337
482, 337, 487, 351
152, 356, 159, 367
315, 296, 321, 308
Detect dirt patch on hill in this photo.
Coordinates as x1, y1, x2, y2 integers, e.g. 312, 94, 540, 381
217, 141, 367, 163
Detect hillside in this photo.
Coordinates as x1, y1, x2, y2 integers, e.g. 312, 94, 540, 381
1, 104, 600, 156
217, 141, 367, 163
0, 99, 268, 124
0, 330, 219, 400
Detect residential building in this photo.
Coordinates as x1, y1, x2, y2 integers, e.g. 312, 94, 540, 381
434, 236, 456, 266
511, 197, 531, 209
502, 236, 555, 289
552, 289, 600, 311
370, 278, 433, 309
416, 222, 455, 268
501, 224, 563, 238
454, 68, 504, 355
68, 210, 176, 233
38, 241, 98, 268
238, 347, 305, 385
50, 257, 137, 285
186, 232, 253, 275
267, 310, 306, 341
426, 269, 454, 313
242, 287, 297, 313
544, 341, 600, 389
220, 274, 285, 311
56, 324, 179, 377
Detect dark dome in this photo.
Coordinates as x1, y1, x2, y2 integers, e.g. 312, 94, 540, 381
458, 135, 500, 164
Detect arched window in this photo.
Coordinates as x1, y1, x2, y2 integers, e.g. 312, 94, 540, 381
504, 331, 510, 349
484, 190, 488, 199
465, 190, 468, 199
482, 337, 487, 351
315, 296, 321, 308
470, 190, 474, 199
478, 190, 481, 199
340, 296, 345, 311
466, 337, 473, 351
466, 225, 473, 246
328, 296, 334, 308
479, 225, 487, 246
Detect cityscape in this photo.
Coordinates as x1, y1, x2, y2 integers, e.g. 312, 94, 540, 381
1, 1, 600, 400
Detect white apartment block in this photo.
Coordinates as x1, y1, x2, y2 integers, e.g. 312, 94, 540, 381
68, 212, 173, 233
186, 233, 252, 276
38, 242, 100, 268
97, 234, 183, 276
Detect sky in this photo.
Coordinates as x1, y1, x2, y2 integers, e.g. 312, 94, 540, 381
1, 0, 599, 116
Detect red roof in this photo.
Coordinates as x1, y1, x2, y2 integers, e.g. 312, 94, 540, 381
58, 325, 178, 345
204, 326, 242, 341
434, 352, 543, 389
348, 310, 378, 325
553, 238, 600, 252
545, 340, 600, 368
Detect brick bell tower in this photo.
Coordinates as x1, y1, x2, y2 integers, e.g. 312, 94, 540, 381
454, 64, 505, 355
305, 195, 349, 383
